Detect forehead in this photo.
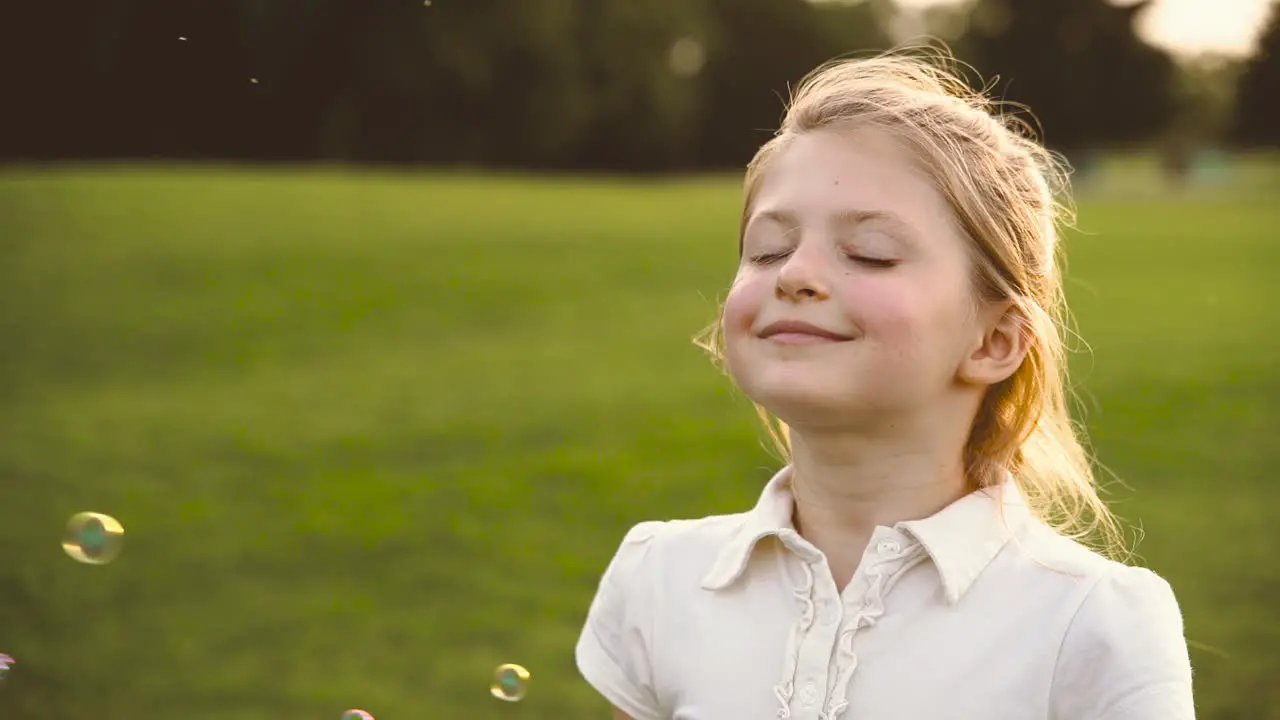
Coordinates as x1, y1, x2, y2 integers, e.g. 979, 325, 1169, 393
749, 126, 953, 232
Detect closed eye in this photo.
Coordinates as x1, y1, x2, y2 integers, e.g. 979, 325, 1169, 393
848, 255, 897, 268
747, 251, 791, 265
748, 251, 897, 268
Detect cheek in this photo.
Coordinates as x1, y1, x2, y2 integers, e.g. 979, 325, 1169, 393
840, 278, 918, 338
843, 275, 972, 349
721, 272, 767, 333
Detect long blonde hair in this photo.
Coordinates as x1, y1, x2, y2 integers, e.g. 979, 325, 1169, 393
695, 46, 1128, 559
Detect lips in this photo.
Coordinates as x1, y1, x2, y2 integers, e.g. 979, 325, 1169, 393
758, 319, 853, 342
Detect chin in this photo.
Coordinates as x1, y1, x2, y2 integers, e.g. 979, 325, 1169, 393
738, 371, 862, 428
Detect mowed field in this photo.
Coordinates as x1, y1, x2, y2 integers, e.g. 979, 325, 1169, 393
0, 161, 1276, 719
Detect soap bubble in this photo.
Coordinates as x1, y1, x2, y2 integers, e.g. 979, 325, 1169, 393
62, 512, 124, 565
490, 663, 530, 702
340, 711, 373, 720
0, 653, 13, 681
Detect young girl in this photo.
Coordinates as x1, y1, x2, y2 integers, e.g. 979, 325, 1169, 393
575, 50, 1195, 719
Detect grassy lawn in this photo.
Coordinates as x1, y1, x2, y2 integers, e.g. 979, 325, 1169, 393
0, 161, 1275, 718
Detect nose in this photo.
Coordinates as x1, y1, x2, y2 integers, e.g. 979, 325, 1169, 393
775, 243, 831, 301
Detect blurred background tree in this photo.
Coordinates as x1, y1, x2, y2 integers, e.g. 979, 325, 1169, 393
964, 0, 1179, 158
0, 0, 1274, 169
1173, 53, 1247, 148
1231, 0, 1280, 147
689, 0, 892, 168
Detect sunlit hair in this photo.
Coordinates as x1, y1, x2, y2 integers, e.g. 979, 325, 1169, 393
694, 45, 1128, 559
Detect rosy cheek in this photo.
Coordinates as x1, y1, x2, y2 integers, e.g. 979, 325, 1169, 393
722, 273, 765, 333
841, 279, 917, 337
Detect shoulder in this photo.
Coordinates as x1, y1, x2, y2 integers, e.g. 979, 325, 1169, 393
1014, 521, 1129, 578
1016, 523, 1190, 660
1024, 528, 1195, 719
576, 513, 753, 720
596, 512, 752, 589
1001, 521, 1178, 603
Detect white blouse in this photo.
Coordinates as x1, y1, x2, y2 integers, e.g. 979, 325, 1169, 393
576, 467, 1194, 719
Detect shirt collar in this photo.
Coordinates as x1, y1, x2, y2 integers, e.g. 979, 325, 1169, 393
700, 466, 1033, 604
700, 467, 798, 592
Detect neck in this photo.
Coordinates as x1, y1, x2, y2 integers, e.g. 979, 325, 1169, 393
785, 414, 973, 589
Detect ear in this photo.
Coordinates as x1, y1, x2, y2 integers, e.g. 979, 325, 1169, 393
958, 301, 1032, 386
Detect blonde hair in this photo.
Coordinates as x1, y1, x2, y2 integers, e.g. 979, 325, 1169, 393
695, 46, 1128, 559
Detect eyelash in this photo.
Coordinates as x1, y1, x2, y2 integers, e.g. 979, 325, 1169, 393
747, 251, 897, 269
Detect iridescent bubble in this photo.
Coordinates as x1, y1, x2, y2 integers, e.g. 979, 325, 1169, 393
0, 653, 14, 682
62, 512, 124, 565
340, 710, 373, 720
490, 663, 530, 702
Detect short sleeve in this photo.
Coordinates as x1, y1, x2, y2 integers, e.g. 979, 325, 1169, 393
1050, 565, 1195, 719
575, 521, 666, 720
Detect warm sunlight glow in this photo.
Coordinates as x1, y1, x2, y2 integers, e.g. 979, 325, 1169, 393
886, 0, 1270, 57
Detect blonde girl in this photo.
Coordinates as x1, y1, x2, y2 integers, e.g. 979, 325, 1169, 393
576, 48, 1194, 720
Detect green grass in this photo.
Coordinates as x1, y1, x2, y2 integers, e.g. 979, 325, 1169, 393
0, 162, 1276, 719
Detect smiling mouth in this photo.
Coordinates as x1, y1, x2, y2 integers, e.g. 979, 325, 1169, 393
763, 332, 851, 345
757, 320, 854, 344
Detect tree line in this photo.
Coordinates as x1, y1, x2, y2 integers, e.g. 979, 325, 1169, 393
0, 0, 1276, 171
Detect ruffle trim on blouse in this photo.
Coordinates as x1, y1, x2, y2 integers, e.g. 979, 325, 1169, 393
771, 542, 925, 719
772, 559, 815, 718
